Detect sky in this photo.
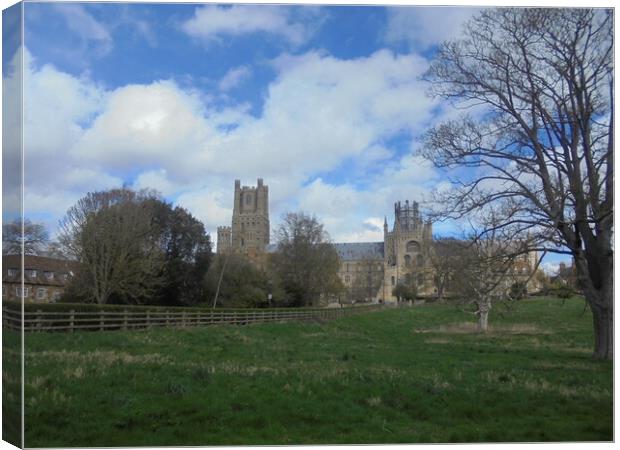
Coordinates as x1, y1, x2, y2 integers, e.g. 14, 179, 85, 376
2, 1, 574, 273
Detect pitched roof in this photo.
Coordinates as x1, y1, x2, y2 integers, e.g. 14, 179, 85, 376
2, 255, 77, 286
333, 242, 384, 261
265, 242, 384, 261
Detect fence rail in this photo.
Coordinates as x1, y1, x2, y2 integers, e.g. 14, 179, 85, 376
2, 303, 391, 333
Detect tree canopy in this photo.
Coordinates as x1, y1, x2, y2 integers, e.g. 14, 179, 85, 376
60, 188, 212, 305
271, 212, 343, 307
2, 218, 49, 256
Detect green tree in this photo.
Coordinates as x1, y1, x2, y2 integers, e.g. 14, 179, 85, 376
272, 212, 342, 307
392, 283, 417, 302
204, 254, 275, 308
151, 201, 212, 306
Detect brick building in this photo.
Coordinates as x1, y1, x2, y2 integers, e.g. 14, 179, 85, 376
2, 255, 75, 303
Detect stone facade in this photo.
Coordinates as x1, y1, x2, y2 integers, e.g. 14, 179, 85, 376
217, 179, 270, 263
333, 200, 435, 303
217, 179, 539, 303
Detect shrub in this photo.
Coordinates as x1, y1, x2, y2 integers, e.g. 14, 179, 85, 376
392, 283, 417, 302
509, 282, 528, 300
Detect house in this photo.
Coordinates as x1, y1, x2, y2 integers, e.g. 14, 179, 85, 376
2, 255, 75, 303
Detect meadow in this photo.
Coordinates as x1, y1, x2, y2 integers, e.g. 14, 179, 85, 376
6, 296, 613, 446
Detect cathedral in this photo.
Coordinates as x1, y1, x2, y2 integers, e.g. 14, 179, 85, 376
216, 178, 436, 303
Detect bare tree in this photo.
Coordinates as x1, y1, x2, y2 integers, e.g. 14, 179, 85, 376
421, 9, 613, 358
43, 241, 69, 259
59, 189, 164, 304
272, 212, 342, 307
430, 237, 466, 301
449, 220, 536, 332
2, 218, 49, 255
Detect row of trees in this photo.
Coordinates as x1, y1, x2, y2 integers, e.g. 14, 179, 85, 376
3, 192, 345, 309
206, 212, 344, 308
58, 188, 212, 306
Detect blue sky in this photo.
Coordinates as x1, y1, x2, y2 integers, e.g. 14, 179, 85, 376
3, 2, 573, 272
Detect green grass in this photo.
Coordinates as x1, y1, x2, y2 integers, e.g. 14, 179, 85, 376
13, 296, 613, 446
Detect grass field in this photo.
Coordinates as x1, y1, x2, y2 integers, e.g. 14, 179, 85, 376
7, 296, 613, 446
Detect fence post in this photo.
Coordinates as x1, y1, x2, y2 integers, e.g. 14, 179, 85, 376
99, 310, 104, 331
146, 311, 151, 329
166, 311, 170, 327
36, 309, 43, 331
122, 310, 128, 330
69, 309, 75, 333
182, 311, 186, 327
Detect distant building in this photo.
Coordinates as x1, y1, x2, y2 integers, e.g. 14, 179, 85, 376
216, 179, 540, 303
2, 255, 75, 303
217, 178, 270, 264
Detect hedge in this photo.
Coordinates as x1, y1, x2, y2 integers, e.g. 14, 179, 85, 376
2, 300, 355, 314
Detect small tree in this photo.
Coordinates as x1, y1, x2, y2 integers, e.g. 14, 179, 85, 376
392, 283, 417, 302
204, 254, 276, 308
271, 212, 342, 307
2, 218, 49, 255
430, 237, 466, 301
448, 216, 537, 333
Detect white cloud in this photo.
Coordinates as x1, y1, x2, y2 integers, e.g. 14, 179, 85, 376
15, 45, 447, 240
384, 7, 478, 50
70, 80, 216, 178
293, 151, 440, 243
52, 4, 113, 56
133, 169, 178, 197
2, 47, 24, 215
218, 66, 251, 92
181, 5, 309, 46
175, 188, 234, 237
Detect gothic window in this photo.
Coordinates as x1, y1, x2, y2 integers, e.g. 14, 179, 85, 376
245, 194, 252, 205
417, 274, 424, 286
345, 275, 350, 283
391, 276, 395, 286
417, 254, 423, 266
404, 254, 412, 266
406, 241, 421, 252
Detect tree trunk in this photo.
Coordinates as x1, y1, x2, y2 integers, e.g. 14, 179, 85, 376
591, 301, 613, 360
576, 254, 613, 360
477, 298, 491, 333
478, 309, 489, 333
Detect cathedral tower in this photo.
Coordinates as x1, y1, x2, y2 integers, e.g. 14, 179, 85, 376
384, 200, 434, 297
229, 178, 270, 259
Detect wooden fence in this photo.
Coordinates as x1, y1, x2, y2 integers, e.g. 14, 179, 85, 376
2, 303, 389, 333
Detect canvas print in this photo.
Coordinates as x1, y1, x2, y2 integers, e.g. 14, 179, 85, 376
1, 1, 614, 447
